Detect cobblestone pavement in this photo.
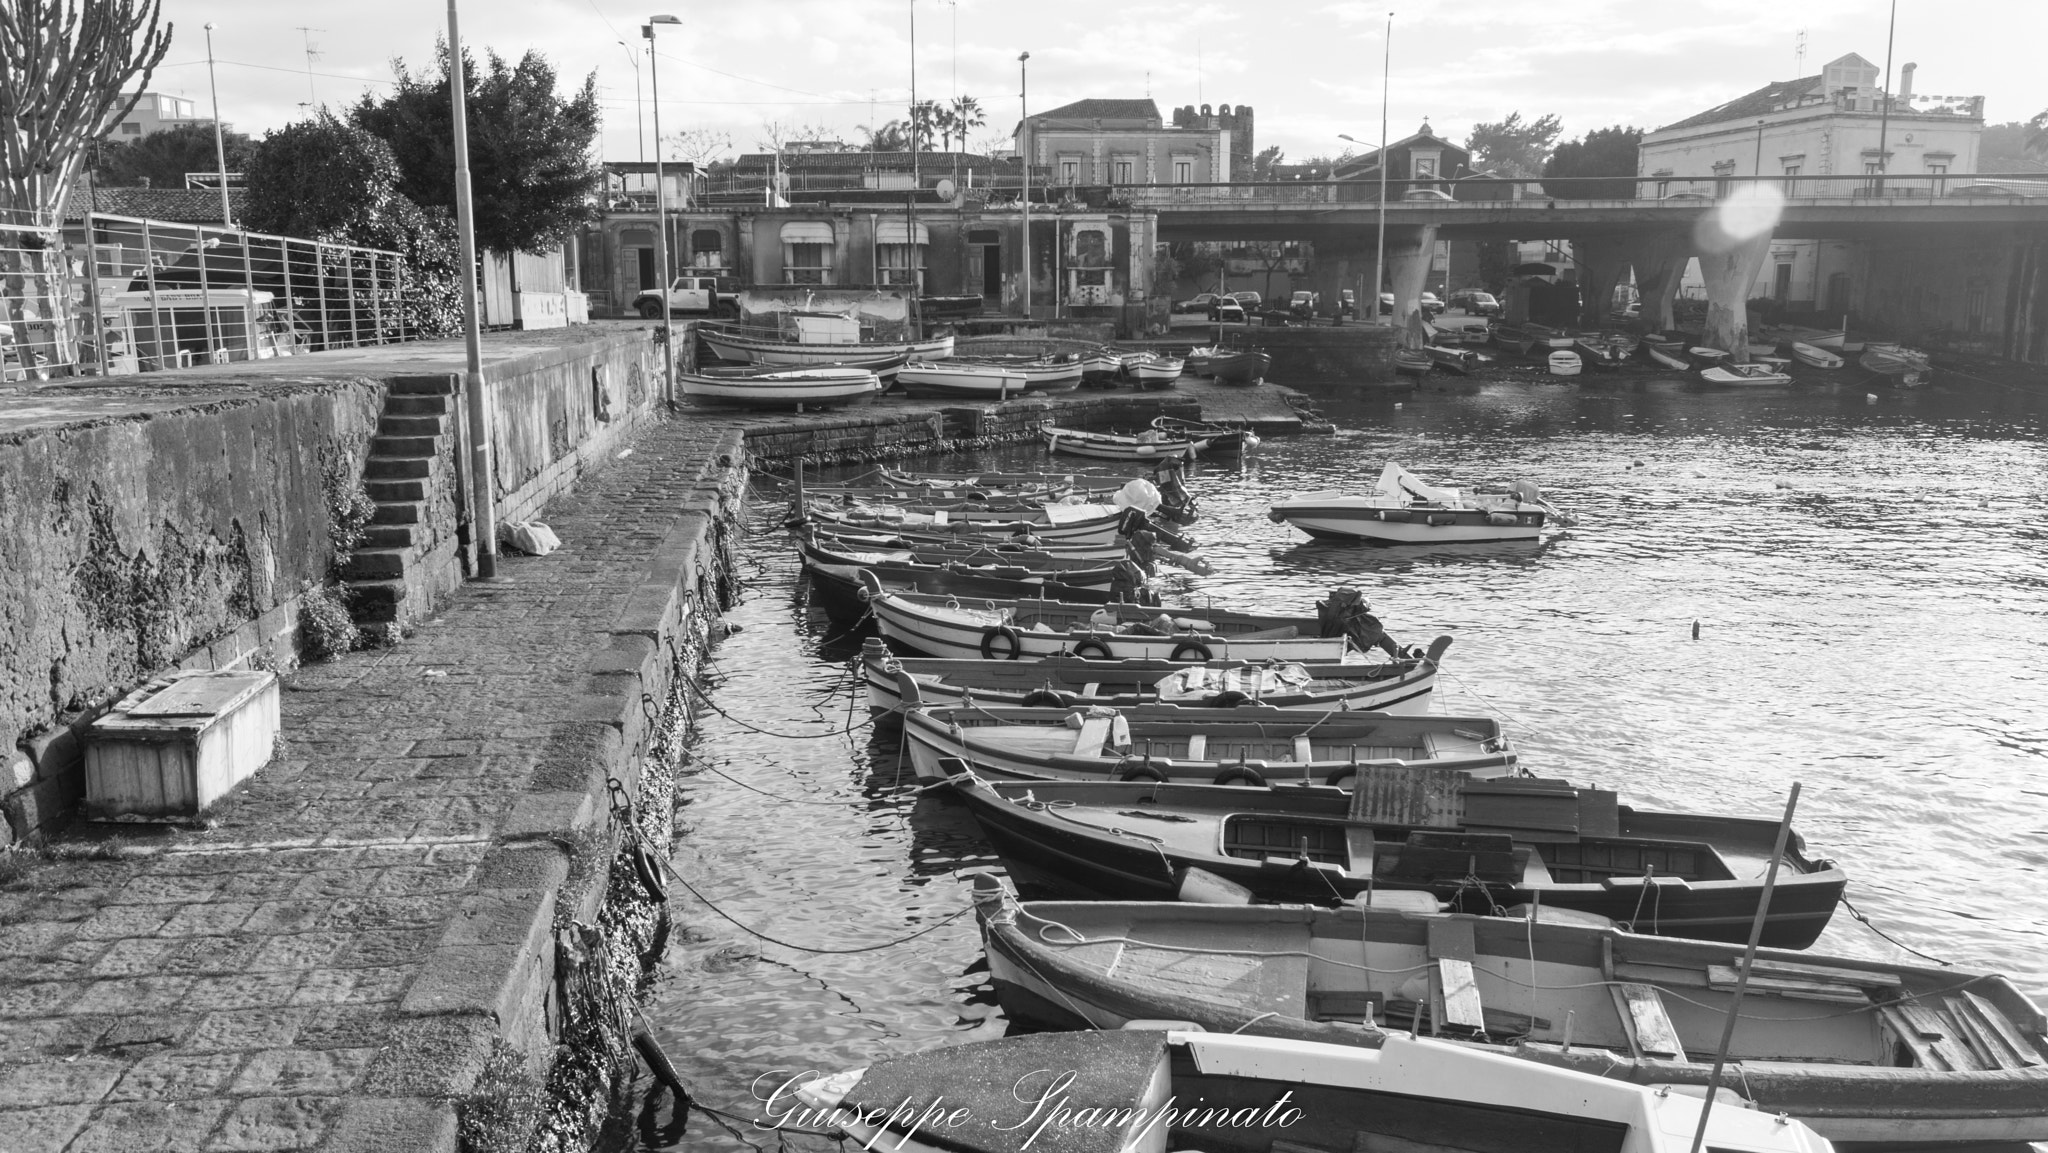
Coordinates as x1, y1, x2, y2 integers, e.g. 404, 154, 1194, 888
0, 413, 738, 1152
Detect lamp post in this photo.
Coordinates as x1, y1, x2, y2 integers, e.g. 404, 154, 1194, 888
447, 0, 496, 578
644, 14, 681, 409
1874, 0, 1898, 197
202, 24, 232, 226
1753, 118, 1766, 185
616, 41, 644, 164
1018, 51, 1030, 318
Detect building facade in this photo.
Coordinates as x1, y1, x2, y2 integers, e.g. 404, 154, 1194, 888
115, 92, 205, 139
1641, 53, 1985, 311
1332, 122, 1474, 198
1014, 98, 1245, 189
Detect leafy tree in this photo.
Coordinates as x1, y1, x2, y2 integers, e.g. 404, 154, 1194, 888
1476, 239, 1517, 294
1542, 125, 1643, 198
1253, 145, 1284, 178
2029, 110, 2048, 160
1465, 112, 1562, 178
242, 113, 462, 339
859, 120, 910, 151
349, 42, 601, 254
92, 121, 255, 189
1978, 122, 2048, 173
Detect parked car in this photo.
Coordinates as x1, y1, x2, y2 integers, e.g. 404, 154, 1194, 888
1448, 290, 1500, 316
1378, 292, 1394, 316
633, 274, 740, 319
1288, 290, 1319, 319
1175, 292, 1220, 314
1227, 291, 1263, 311
1338, 289, 1358, 318
1660, 191, 1715, 202
1209, 298, 1247, 324
1401, 187, 1455, 201
1420, 291, 1444, 317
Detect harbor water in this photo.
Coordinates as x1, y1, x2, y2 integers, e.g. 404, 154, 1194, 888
630, 374, 2048, 1151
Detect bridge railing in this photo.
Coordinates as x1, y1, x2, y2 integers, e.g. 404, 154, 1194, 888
1105, 171, 2048, 207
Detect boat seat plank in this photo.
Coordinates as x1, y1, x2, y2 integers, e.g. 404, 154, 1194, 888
1878, 1003, 1950, 1070
1345, 828, 1376, 874
1705, 965, 1871, 1004
1612, 961, 1711, 989
1619, 984, 1687, 1060
1735, 957, 1903, 989
1072, 716, 1113, 756
1293, 736, 1313, 763
1110, 922, 1310, 1021
1934, 1006, 1990, 1071
1348, 764, 1467, 828
1229, 625, 1300, 641
1186, 734, 1207, 760
1436, 959, 1486, 1034
1957, 991, 2046, 1068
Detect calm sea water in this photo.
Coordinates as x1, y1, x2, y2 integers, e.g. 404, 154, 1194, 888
630, 373, 2048, 1151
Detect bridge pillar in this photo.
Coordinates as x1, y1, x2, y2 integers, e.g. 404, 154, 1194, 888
1386, 225, 1438, 347
1572, 235, 1630, 331
1697, 230, 1773, 362
1625, 231, 1692, 335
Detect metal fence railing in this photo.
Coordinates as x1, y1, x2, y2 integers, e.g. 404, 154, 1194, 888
1, 206, 421, 382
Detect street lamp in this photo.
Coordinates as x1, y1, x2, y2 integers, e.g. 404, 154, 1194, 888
616, 41, 644, 164
1753, 118, 1766, 185
1337, 12, 1392, 328
202, 24, 232, 226
644, 14, 681, 409
447, 0, 496, 578
1018, 51, 1030, 318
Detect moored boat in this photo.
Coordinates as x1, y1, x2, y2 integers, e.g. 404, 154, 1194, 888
1268, 462, 1554, 545
896, 359, 1028, 399
973, 885, 2047, 1148
1641, 342, 1689, 371
800, 501, 1134, 547
676, 365, 879, 408
1547, 349, 1582, 376
943, 763, 1849, 948
1393, 348, 1433, 376
1789, 341, 1844, 369
1572, 334, 1632, 372
699, 316, 952, 366
1125, 352, 1185, 387
1079, 348, 1122, 384
1424, 344, 1484, 374
1700, 362, 1793, 386
1860, 342, 1932, 387
1208, 346, 1272, 384
1688, 346, 1732, 369
1149, 415, 1259, 456
1041, 425, 1204, 462
944, 354, 1084, 392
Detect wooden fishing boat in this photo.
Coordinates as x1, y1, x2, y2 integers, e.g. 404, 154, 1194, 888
1040, 425, 1204, 462
866, 467, 1189, 505
1209, 347, 1272, 384
945, 354, 1085, 393
858, 634, 1448, 716
1491, 322, 1536, 355
1572, 334, 1631, 372
1641, 343, 1689, 371
1393, 348, 1433, 376
1526, 322, 1576, 351
1182, 346, 1216, 376
1789, 342, 1843, 369
860, 574, 1354, 665
799, 501, 1134, 547
975, 885, 2047, 1148
942, 764, 1849, 948
698, 317, 952, 366
792, 1027, 1837, 1153
1079, 349, 1122, 384
803, 552, 1144, 611
1424, 345, 1484, 374
1149, 416, 1259, 457
899, 696, 1514, 786
1547, 350, 1583, 377
1268, 462, 1554, 545
1700, 363, 1792, 386
800, 535, 1129, 590
1859, 342, 1932, 387
1124, 353, 1185, 387
896, 360, 1028, 399
676, 365, 879, 408
808, 527, 1134, 565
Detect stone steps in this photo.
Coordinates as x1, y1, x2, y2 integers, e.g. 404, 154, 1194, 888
339, 379, 461, 640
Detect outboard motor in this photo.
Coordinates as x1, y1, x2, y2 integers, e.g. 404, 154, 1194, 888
1507, 480, 1543, 504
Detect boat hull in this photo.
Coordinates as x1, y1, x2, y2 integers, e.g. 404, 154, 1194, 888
677, 372, 878, 407
700, 327, 952, 365
867, 587, 1348, 665
1271, 499, 1544, 544
1040, 426, 1203, 461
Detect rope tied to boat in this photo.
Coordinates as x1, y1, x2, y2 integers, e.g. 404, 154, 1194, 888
1840, 892, 1953, 966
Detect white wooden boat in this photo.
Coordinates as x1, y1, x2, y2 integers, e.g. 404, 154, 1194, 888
794, 1026, 1837, 1153
896, 360, 1028, 398
1547, 350, 1582, 376
1688, 346, 1731, 369
975, 887, 2042, 1148
699, 317, 952, 365
899, 696, 1514, 786
858, 635, 1448, 716
804, 502, 1131, 546
1642, 343, 1689, 371
860, 574, 1355, 665
1700, 363, 1793, 386
947, 354, 1085, 392
1080, 349, 1122, 383
1268, 462, 1552, 545
676, 365, 879, 408
1860, 342, 1933, 387
1789, 341, 1844, 369
1041, 425, 1204, 462
1125, 352, 1184, 387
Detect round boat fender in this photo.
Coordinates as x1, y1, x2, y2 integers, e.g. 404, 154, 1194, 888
1426, 513, 1456, 527
980, 625, 1023, 661
1071, 636, 1115, 660
1118, 763, 1168, 783
1213, 765, 1268, 788
1169, 640, 1214, 663
1486, 511, 1517, 526
1202, 690, 1252, 708
1019, 688, 1074, 709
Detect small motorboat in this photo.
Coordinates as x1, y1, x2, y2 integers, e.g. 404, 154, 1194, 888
899, 696, 1514, 786
1753, 354, 1792, 371
1149, 415, 1259, 456
1547, 349, 1582, 376
1208, 347, 1271, 384
1424, 344, 1484, 374
1268, 462, 1557, 545
943, 763, 1849, 948
1393, 347, 1434, 376
1123, 352, 1185, 388
858, 634, 1450, 717
1789, 341, 1844, 369
676, 364, 880, 409
1700, 362, 1793, 386
1040, 425, 1203, 462
794, 1027, 1837, 1153
896, 359, 1028, 399
1860, 342, 1933, 387
975, 883, 2047, 1148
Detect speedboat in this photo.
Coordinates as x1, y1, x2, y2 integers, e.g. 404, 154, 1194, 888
1268, 462, 1556, 545
1699, 363, 1793, 386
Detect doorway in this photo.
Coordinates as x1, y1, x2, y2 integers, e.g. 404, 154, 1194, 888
969, 229, 1003, 304
1826, 272, 1851, 315
1773, 263, 1792, 301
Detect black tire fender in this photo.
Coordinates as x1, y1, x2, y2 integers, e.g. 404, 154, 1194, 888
1170, 640, 1214, 662
1118, 764, 1168, 783
1214, 765, 1268, 788
980, 626, 1023, 661
1019, 689, 1072, 709
1072, 637, 1114, 660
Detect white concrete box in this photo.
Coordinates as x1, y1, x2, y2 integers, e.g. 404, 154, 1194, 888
85, 669, 281, 818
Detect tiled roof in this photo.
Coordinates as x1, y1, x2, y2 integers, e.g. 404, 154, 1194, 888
63, 186, 245, 224
1030, 99, 1161, 124
1660, 76, 1822, 131
731, 151, 1005, 171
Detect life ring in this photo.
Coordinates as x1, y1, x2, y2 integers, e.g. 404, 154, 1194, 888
1019, 689, 1072, 709
1202, 690, 1252, 708
980, 626, 1023, 661
1169, 640, 1214, 662
1324, 766, 1358, 789
1072, 637, 1114, 660
1214, 765, 1268, 788
1118, 764, 1168, 783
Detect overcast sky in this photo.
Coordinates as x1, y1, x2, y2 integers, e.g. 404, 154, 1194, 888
157, 0, 2040, 168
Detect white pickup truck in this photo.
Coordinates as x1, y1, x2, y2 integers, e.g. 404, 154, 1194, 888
631, 275, 739, 319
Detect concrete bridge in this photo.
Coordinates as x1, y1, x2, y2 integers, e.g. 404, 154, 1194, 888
1124, 178, 2048, 363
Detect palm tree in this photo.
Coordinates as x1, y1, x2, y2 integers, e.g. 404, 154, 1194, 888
909, 100, 944, 152
949, 96, 986, 154
859, 120, 910, 152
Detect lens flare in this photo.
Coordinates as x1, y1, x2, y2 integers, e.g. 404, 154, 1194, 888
1695, 184, 1785, 252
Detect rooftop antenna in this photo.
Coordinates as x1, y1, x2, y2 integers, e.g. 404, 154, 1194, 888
1795, 28, 1807, 75
296, 27, 325, 108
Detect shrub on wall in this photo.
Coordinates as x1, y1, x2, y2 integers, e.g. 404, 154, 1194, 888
299, 584, 360, 660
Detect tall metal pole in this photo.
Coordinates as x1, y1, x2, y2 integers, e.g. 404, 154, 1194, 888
910, 0, 919, 193
1753, 119, 1766, 184
1687, 783, 1802, 1153
646, 17, 679, 409
618, 42, 644, 164
1018, 51, 1030, 318
448, 0, 497, 579
203, 25, 232, 226
1374, 11, 1391, 326
1875, 0, 1897, 196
